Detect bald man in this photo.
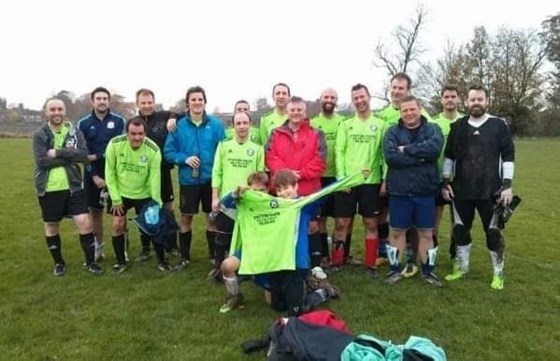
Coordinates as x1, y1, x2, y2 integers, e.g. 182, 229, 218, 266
310, 88, 347, 267
32, 99, 103, 276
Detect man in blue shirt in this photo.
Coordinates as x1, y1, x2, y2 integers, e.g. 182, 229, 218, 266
77, 87, 125, 262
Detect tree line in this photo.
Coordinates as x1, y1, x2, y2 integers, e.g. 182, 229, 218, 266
373, 5, 560, 137
1, 7, 560, 136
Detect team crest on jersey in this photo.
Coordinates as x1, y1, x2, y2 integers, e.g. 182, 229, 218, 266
369, 124, 378, 132
269, 200, 279, 209
107, 121, 115, 129
247, 148, 255, 156
140, 154, 148, 163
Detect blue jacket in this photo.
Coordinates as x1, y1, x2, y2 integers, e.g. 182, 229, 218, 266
384, 116, 443, 197
164, 112, 225, 185
77, 110, 125, 178
295, 202, 319, 269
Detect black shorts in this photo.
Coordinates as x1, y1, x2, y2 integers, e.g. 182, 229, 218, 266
38, 190, 89, 223
319, 177, 336, 218
268, 269, 308, 314
334, 184, 381, 218
120, 197, 151, 216
379, 194, 389, 209
180, 182, 212, 215
161, 168, 174, 204
216, 212, 234, 234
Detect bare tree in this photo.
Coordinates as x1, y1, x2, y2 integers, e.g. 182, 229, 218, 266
373, 3, 428, 77
255, 97, 271, 112
171, 98, 187, 113
372, 3, 429, 103
542, 13, 560, 108
417, 40, 471, 112
489, 27, 548, 135
465, 26, 493, 101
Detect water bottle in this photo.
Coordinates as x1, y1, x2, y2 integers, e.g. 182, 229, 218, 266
99, 189, 108, 208
192, 155, 201, 178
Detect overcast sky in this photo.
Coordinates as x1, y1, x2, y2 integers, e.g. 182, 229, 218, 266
1, 0, 557, 113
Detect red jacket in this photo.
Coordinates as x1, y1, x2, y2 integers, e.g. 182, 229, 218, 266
265, 120, 326, 196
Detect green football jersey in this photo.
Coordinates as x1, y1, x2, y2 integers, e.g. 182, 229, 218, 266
232, 171, 366, 274
211, 139, 265, 198
105, 135, 162, 205
335, 113, 387, 184
259, 110, 287, 146
431, 112, 464, 173
310, 112, 346, 177
45, 124, 70, 192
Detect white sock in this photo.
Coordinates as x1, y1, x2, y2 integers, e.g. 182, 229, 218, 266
223, 275, 239, 296
490, 251, 504, 275
456, 244, 472, 273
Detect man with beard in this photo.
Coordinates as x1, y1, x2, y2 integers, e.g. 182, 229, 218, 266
78, 87, 125, 262
442, 85, 515, 290
375, 73, 432, 277
135, 88, 180, 261
310, 89, 348, 267
33, 99, 103, 276
333, 84, 387, 278
259, 83, 291, 146
432, 85, 465, 269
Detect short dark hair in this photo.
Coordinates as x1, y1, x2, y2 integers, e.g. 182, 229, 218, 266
441, 84, 459, 96
234, 99, 250, 111
391, 72, 412, 89
351, 83, 370, 97
126, 116, 147, 132
185, 86, 207, 103
272, 169, 298, 187
399, 95, 421, 108
91, 86, 111, 101
288, 96, 305, 104
272, 82, 291, 97
468, 84, 488, 97
247, 171, 269, 186
136, 88, 155, 100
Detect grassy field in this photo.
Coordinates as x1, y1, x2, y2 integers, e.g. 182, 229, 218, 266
1, 138, 559, 361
